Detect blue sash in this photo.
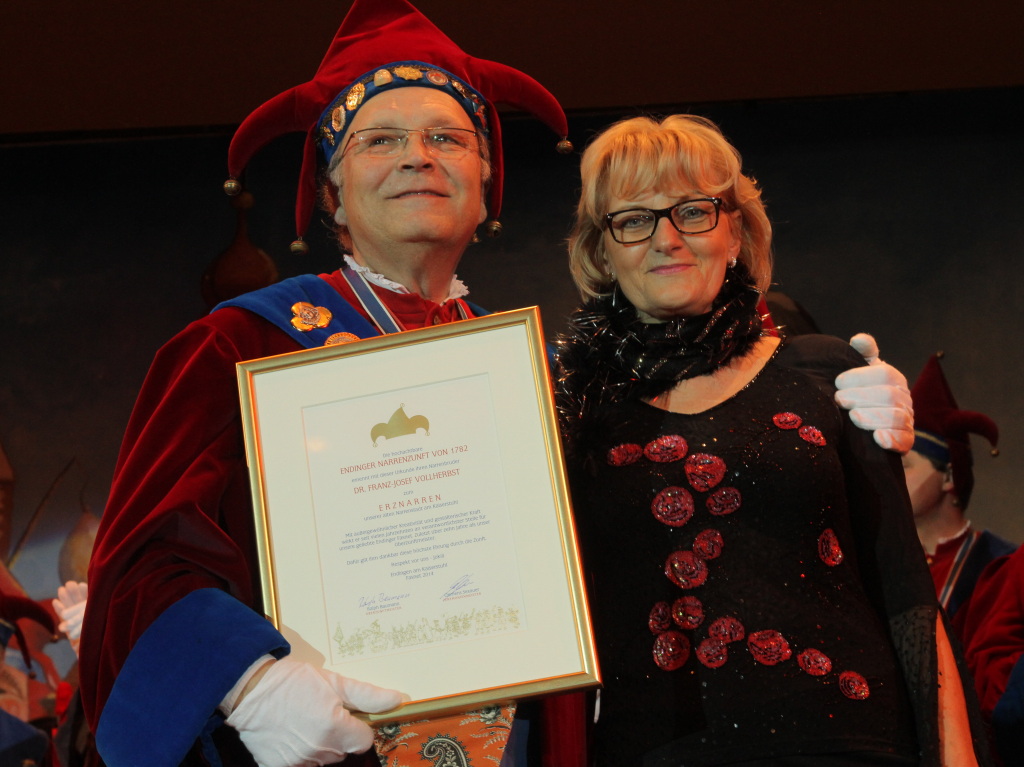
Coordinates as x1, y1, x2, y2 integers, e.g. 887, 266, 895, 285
213, 274, 380, 349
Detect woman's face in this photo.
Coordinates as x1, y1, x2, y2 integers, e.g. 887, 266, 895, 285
603, 186, 742, 323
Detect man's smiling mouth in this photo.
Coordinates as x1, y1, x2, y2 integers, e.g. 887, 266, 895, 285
392, 190, 446, 199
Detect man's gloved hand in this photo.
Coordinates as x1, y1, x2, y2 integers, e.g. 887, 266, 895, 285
834, 333, 914, 453
226, 657, 403, 767
51, 581, 88, 656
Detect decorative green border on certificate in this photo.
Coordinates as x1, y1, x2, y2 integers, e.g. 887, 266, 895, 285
237, 307, 599, 723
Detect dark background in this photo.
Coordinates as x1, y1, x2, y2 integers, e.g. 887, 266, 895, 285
2, 2, 1022, 643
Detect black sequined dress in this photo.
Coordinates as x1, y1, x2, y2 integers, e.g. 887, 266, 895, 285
567, 335, 937, 766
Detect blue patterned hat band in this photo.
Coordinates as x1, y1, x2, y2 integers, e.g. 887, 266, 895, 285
912, 429, 950, 466
318, 61, 490, 168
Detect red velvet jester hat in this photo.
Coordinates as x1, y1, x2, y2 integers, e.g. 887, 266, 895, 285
910, 352, 999, 509
225, 0, 571, 253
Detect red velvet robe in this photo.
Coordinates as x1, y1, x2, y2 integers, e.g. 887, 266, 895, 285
955, 544, 1024, 765
80, 273, 582, 765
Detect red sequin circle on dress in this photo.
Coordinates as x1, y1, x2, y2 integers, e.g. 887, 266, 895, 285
818, 529, 844, 566
708, 616, 745, 644
606, 443, 643, 466
747, 630, 793, 665
644, 435, 689, 463
651, 486, 695, 527
772, 412, 803, 430
653, 630, 691, 671
799, 425, 827, 446
838, 670, 870, 700
665, 550, 709, 589
649, 601, 671, 634
696, 637, 729, 668
693, 529, 724, 560
685, 453, 727, 492
797, 648, 833, 676
706, 487, 742, 516
672, 596, 705, 629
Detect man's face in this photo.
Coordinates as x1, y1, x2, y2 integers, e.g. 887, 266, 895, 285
333, 87, 488, 259
902, 449, 951, 518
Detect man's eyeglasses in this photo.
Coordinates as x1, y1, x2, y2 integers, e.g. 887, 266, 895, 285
343, 127, 480, 158
604, 198, 724, 244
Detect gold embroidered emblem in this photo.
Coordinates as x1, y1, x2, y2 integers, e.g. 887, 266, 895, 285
345, 83, 365, 110
393, 65, 424, 81
290, 302, 332, 331
325, 332, 360, 346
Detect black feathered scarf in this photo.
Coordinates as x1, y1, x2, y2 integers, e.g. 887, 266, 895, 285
554, 262, 765, 445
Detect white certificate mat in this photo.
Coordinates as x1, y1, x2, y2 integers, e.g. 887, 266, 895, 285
238, 307, 599, 722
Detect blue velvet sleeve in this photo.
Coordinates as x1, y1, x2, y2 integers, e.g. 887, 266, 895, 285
95, 588, 289, 767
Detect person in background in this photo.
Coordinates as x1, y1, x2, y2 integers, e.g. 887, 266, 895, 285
78, 2, 916, 764
0, 590, 57, 766
908, 352, 1024, 767
955, 542, 1024, 766
555, 113, 986, 766
903, 352, 1013, 619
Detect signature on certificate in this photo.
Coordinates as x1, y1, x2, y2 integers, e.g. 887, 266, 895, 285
358, 592, 410, 610
442, 574, 477, 600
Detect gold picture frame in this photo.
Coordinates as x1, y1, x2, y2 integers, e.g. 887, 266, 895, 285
237, 307, 599, 722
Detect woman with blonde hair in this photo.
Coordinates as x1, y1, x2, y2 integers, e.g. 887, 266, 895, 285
555, 114, 985, 766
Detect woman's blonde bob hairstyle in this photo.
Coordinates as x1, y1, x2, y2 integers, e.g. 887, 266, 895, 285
568, 114, 772, 299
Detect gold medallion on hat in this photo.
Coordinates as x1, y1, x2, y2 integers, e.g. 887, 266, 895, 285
290, 302, 333, 331
393, 65, 423, 81
325, 332, 361, 346
373, 69, 394, 87
331, 106, 346, 133
345, 83, 365, 111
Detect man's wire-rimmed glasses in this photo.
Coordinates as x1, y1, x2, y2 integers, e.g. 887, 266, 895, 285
604, 198, 724, 244
343, 127, 480, 158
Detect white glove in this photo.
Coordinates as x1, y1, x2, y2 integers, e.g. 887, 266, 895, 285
51, 581, 88, 656
834, 333, 914, 454
226, 657, 403, 767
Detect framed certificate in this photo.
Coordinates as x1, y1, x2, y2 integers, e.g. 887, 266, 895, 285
237, 307, 599, 722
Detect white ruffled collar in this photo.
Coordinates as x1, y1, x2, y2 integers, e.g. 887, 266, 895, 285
343, 255, 469, 301
934, 521, 972, 548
